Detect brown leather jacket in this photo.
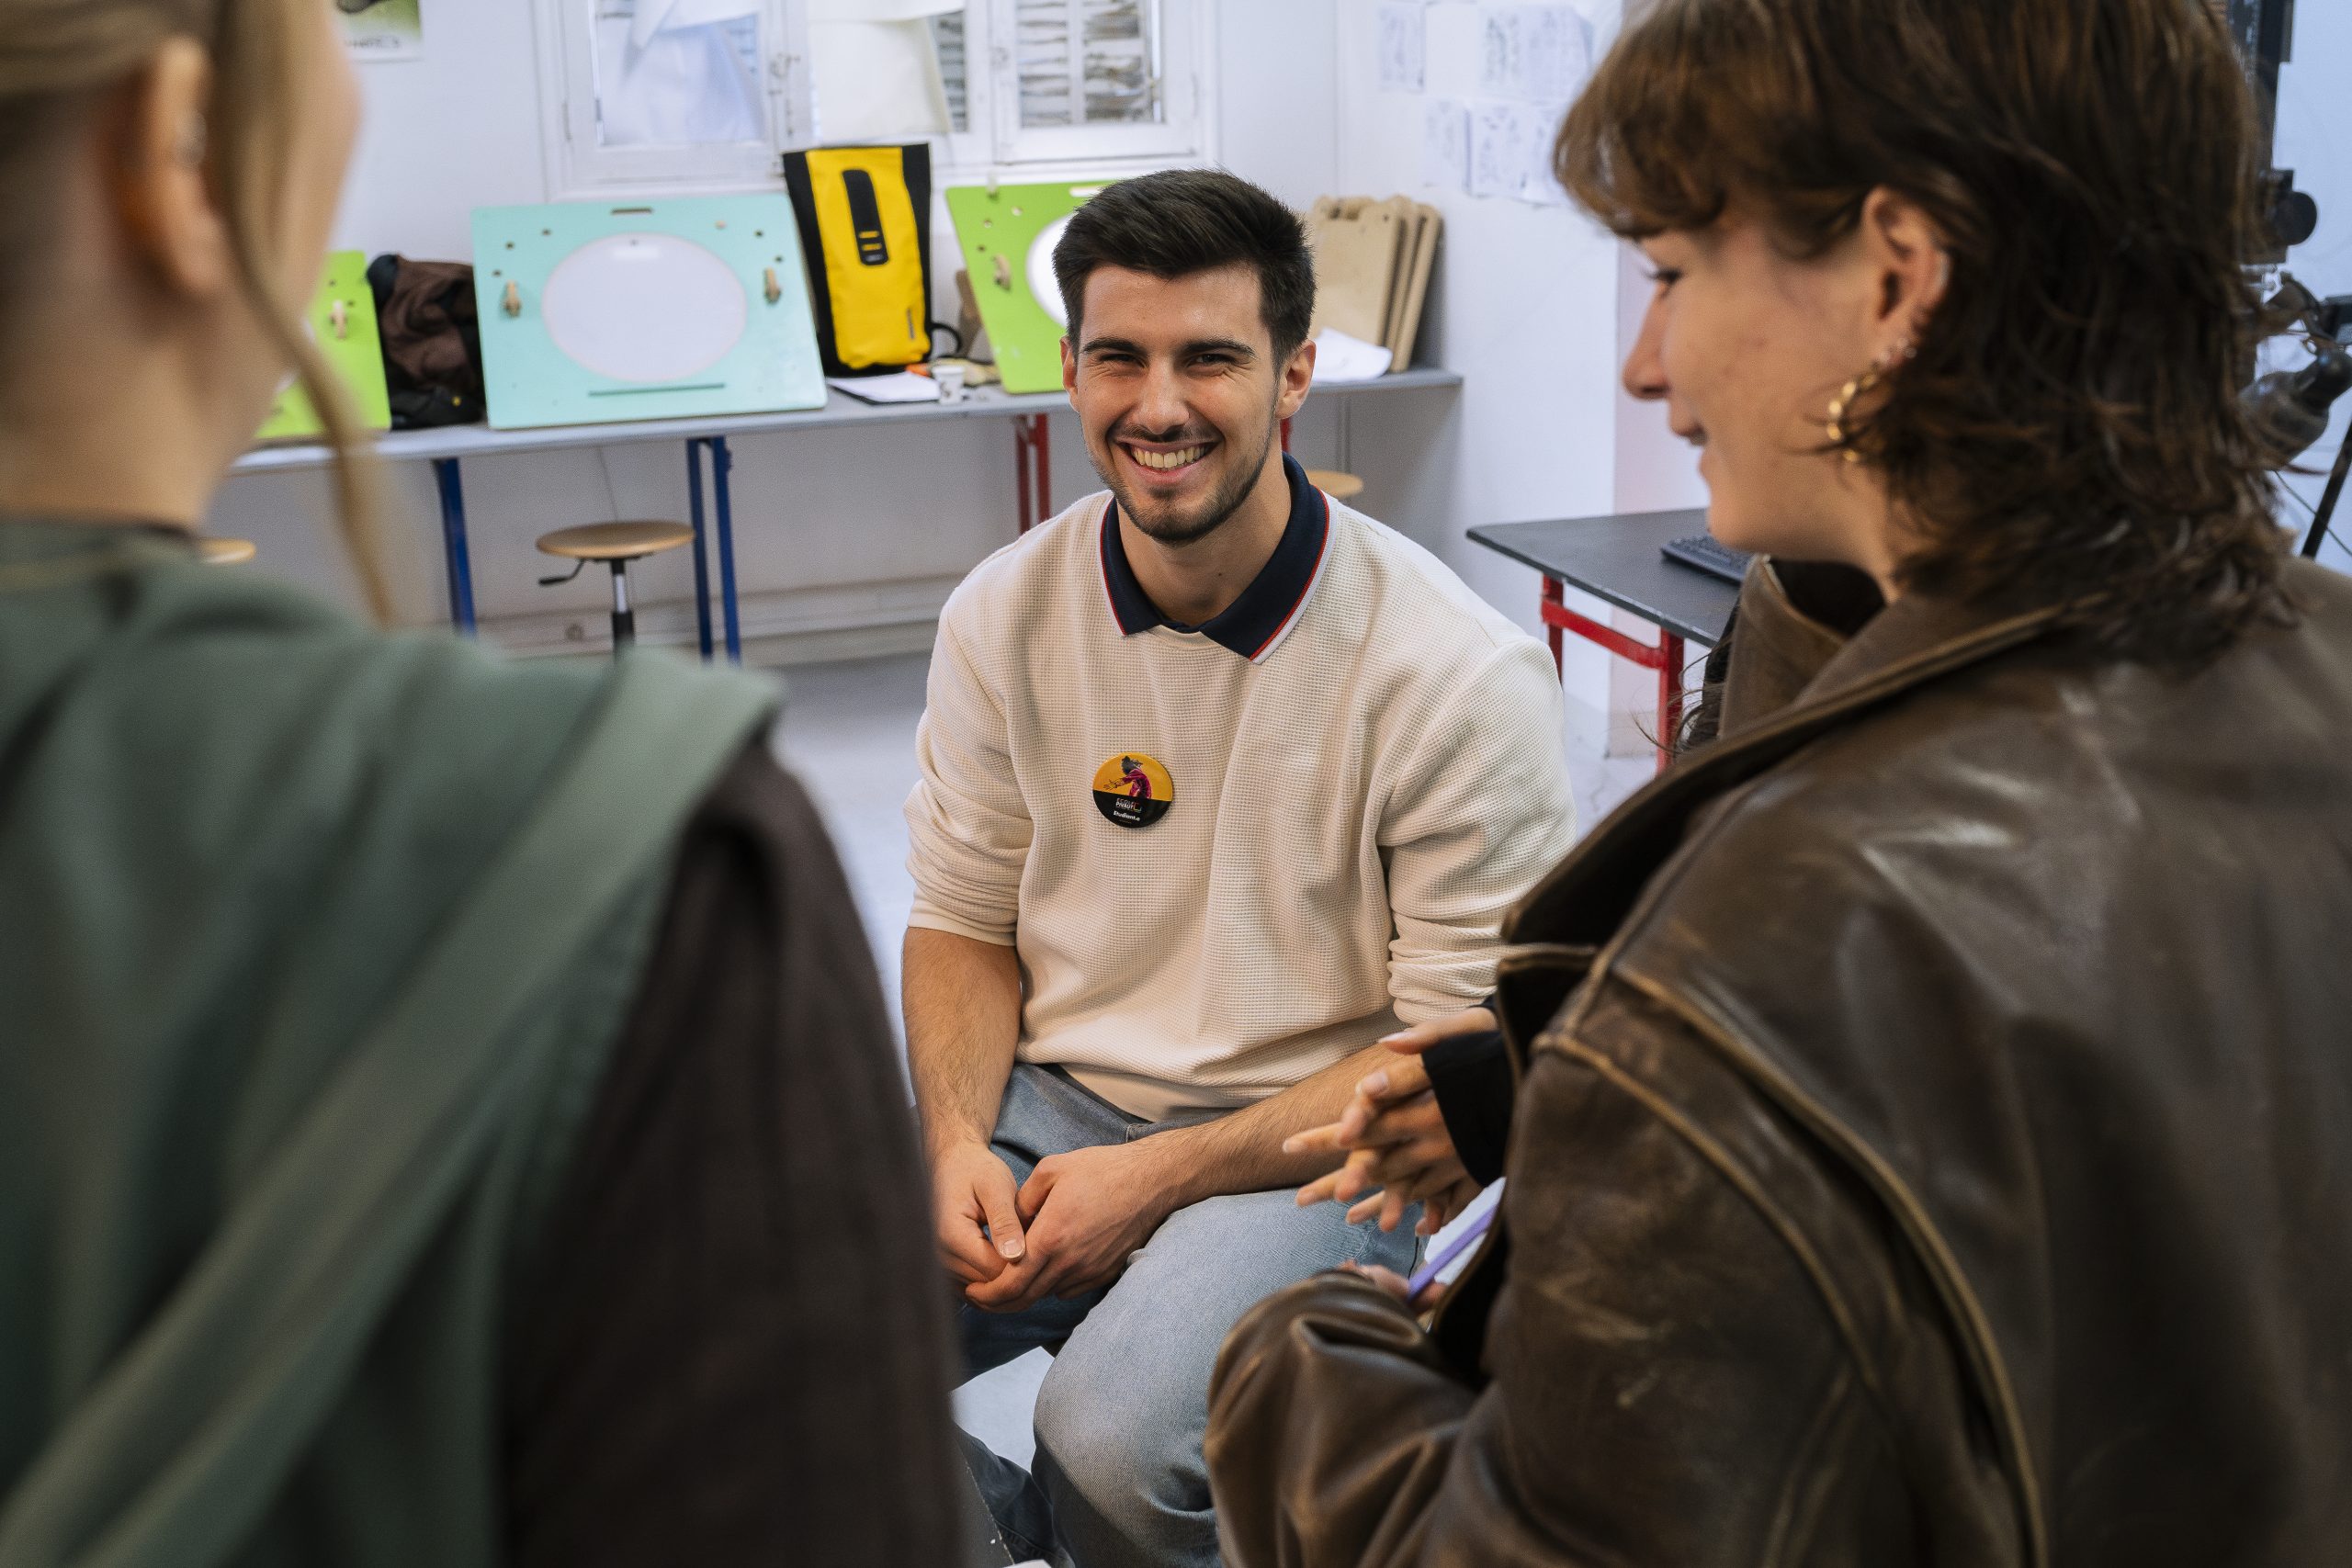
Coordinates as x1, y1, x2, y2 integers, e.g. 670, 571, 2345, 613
1207, 558, 2352, 1567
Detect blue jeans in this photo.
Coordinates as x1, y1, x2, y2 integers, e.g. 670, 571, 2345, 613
958, 1064, 1419, 1568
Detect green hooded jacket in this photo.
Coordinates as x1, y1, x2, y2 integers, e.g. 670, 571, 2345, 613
0, 522, 775, 1568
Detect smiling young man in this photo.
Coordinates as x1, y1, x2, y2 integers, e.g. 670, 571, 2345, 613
901, 169, 1577, 1568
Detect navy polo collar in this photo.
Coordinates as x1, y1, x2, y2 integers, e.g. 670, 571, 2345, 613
1100, 455, 1333, 663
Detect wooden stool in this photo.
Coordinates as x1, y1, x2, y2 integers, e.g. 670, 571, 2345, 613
1306, 469, 1365, 502
537, 522, 695, 656
197, 537, 258, 565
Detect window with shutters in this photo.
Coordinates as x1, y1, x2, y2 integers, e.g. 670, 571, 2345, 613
534, 0, 1204, 197
928, 0, 1204, 169
539, 0, 811, 192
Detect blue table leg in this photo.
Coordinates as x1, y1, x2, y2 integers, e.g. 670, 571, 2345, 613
711, 434, 742, 665
431, 457, 477, 637
685, 440, 714, 662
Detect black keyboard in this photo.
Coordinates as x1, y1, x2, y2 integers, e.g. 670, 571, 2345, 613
1660, 533, 1753, 585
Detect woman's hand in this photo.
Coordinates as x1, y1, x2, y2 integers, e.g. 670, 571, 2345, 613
1285, 1009, 1495, 1236
1341, 1260, 1451, 1314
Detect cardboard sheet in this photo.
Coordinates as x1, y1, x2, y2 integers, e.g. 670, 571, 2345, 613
1306, 196, 1440, 373
1386, 202, 1442, 372
1306, 197, 1406, 348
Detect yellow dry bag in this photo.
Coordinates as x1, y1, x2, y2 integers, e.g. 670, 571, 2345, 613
781, 143, 934, 377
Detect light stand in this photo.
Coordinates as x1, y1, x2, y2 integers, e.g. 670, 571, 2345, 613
2303, 434, 2352, 560
2229, 0, 2352, 557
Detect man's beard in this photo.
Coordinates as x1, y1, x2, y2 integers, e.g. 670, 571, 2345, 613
1093, 415, 1278, 547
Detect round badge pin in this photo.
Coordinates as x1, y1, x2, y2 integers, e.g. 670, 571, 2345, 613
1091, 751, 1174, 829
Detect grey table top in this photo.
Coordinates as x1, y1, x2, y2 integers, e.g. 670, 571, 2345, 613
230, 366, 1464, 476
1469, 508, 1740, 648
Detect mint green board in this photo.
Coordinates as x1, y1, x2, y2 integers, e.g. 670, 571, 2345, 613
946, 182, 1111, 394
256, 251, 391, 441
471, 197, 825, 431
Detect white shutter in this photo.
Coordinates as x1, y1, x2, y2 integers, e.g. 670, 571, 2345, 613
932, 10, 973, 132
989, 0, 1199, 163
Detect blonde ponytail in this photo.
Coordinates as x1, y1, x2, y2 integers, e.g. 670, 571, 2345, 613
0, 0, 392, 624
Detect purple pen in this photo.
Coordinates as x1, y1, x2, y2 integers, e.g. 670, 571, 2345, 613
1406, 1205, 1497, 1298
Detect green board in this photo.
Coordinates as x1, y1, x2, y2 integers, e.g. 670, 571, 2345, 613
472, 197, 825, 431
256, 250, 391, 441
945, 181, 1111, 394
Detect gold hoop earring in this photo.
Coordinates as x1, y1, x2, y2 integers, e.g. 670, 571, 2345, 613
1825, 367, 1882, 464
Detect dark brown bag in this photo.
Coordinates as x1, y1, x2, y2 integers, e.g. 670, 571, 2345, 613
365, 255, 485, 428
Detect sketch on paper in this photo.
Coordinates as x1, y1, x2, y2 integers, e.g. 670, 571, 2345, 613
1478, 5, 1591, 104
1517, 103, 1572, 205
1422, 98, 1471, 193
1377, 4, 1428, 95
1468, 99, 1535, 201
337, 0, 423, 61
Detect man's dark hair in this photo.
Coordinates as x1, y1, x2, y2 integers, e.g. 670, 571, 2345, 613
1053, 169, 1317, 363
1559, 0, 2291, 665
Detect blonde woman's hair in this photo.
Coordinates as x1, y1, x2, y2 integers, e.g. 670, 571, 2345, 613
0, 0, 392, 623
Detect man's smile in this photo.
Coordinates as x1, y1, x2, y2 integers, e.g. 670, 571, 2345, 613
1119, 437, 1219, 487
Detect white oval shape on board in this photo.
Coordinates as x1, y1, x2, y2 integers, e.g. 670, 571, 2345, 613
541, 232, 748, 383
1027, 213, 1075, 329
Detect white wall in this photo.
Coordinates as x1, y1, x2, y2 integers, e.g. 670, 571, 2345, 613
208, 0, 2352, 682
1327, 0, 1627, 744
214, 0, 1351, 655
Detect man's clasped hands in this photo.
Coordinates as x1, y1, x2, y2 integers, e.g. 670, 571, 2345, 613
940, 1007, 1498, 1315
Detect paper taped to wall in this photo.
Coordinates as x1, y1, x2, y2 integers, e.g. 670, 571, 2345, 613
1465, 99, 1572, 208
1467, 100, 1536, 200
1423, 98, 1470, 193
1517, 102, 1571, 205
1477, 4, 1592, 103
1377, 3, 1427, 94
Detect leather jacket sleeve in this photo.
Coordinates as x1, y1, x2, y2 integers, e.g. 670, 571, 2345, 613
1207, 978, 2015, 1568
1422, 1025, 1513, 1186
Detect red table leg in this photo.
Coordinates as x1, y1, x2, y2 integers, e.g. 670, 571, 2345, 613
1657, 632, 1687, 761
1536, 574, 1688, 773
1542, 575, 1566, 674
1014, 414, 1052, 534
1015, 420, 1032, 533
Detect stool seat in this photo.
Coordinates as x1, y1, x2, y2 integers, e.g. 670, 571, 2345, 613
197, 537, 257, 565
535, 521, 698, 660
1306, 469, 1365, 502
536, 521, 695, 561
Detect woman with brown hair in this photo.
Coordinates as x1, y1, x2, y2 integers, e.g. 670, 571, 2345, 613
1207, 0, 2352, 1562
0, 3, 959, 1564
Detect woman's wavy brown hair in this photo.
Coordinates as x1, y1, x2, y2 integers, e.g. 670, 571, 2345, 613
1559, 0, 2293, 661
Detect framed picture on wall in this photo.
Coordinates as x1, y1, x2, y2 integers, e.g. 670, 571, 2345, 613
339, 0, 424, 62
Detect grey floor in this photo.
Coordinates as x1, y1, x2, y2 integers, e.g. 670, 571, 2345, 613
771, 650, 1654, 1472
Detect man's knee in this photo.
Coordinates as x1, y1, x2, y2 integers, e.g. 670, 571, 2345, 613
1030, 1326, 1206, 1527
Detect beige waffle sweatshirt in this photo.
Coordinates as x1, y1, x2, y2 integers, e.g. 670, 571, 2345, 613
905, 481, 1577, 1122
